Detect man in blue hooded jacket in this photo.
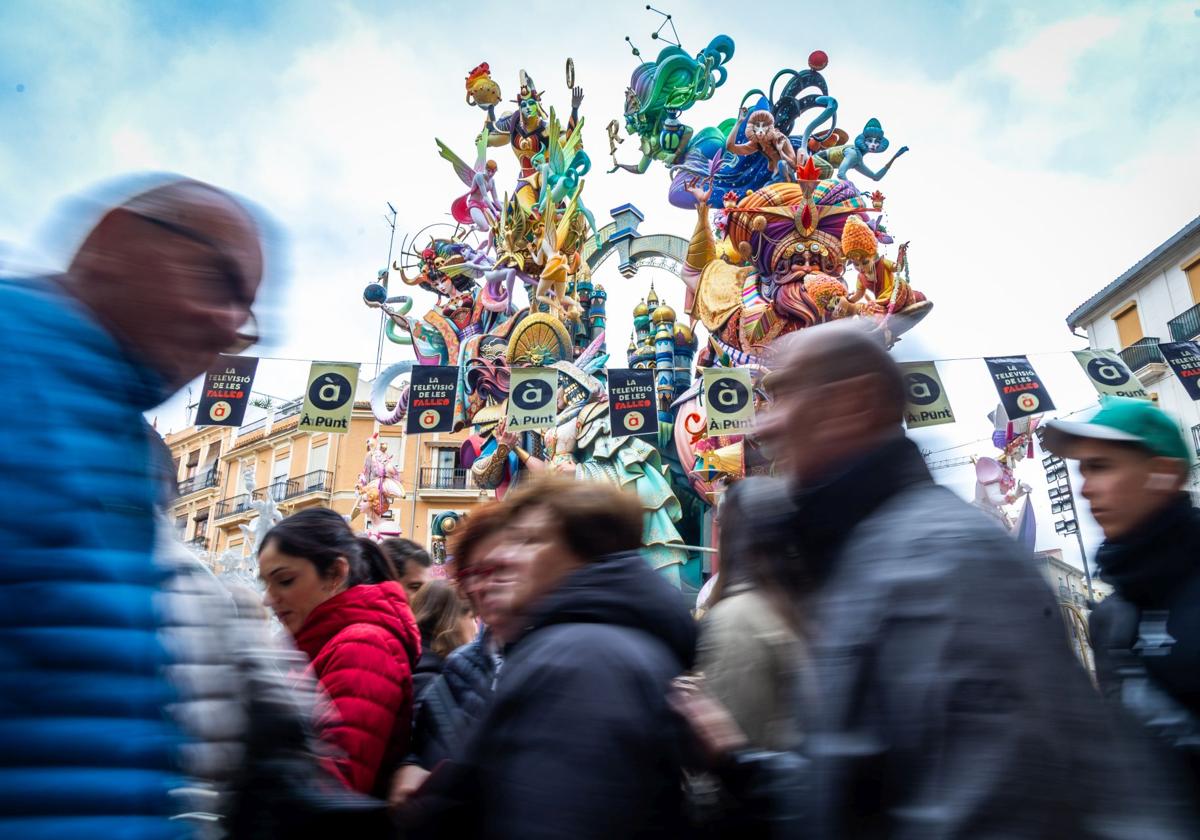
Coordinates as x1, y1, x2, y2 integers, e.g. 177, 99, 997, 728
0, 178, 264, 839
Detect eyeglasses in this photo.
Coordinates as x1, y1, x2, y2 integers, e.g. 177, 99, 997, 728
454, 563, 498, 583
130, 211, 260, 353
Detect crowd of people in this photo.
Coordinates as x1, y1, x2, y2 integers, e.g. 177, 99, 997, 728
2, 176, 1199, 838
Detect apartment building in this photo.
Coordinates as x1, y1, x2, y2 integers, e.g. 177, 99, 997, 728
163, 380, 493, 572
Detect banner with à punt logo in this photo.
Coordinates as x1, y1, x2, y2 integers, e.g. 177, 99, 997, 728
899, 361, 955, 429
1072, 350, 1149, 400
298, 362, 360, 434
505, 367, 559, 432
702, 367, 754, 437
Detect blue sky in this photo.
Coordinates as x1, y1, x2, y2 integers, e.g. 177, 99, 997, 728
2, 0, 1199, 559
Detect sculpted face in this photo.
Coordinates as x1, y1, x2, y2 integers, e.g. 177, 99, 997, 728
748, 112, 774, 140
850, 254, 875, 273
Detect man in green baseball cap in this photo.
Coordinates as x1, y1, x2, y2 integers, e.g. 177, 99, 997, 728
1042, 396, 1192, 540
1044, 396, 1200, 799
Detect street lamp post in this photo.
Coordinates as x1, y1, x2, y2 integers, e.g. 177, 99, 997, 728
374, 202, 399, 380
1039, 441, 1095, 602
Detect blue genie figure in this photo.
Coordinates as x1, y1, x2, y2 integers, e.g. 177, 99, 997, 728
810, 114, 909, 181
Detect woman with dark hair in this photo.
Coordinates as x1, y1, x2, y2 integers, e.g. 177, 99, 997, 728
409, 579, 476, 700
258, 507, 420, 796
381, 536, 433, 597
696, 477, 805, 752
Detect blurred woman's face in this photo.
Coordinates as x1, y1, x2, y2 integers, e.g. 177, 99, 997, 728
488, 507, 581, 616
460, 532, 505, 617
259, 541, 345, 635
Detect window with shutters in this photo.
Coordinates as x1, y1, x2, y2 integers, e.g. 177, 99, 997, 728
194, 508, 210, 540
435, 447, 458, 471
309, 440, 329, 473
272, 448, 291, 482
1187, 258, 1200, 304
200, 439, 221, 482
269, 449, 292, 501
1111, 303, 1143, 349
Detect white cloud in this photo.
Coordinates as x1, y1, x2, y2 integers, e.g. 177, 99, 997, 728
987, 14, 1122, 102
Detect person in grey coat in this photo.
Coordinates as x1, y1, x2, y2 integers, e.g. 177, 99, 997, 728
673, 323, 1196, 839
697, 477, 806, 753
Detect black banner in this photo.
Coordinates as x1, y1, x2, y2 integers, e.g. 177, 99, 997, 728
406, 365, 459, 433
196, 354, 258, 427
984, 355, 1056, 419
608, 369, 658, 438
1159, 341, 1200, 401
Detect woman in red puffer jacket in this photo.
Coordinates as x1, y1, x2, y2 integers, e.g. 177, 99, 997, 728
259, 508, 420, 796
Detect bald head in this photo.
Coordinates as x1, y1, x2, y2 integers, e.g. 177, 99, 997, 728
65, 178, 263, 392
767, 323, 907, 421
756, 322, 906, 484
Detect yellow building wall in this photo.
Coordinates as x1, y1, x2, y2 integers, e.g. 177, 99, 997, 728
165, 401, 493, 573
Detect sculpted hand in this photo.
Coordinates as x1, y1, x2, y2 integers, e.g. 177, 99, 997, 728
685, 176, 712, 206
495, 417, 518, 448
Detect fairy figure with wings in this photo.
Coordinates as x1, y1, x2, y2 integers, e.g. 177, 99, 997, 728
436, 131, 502, 235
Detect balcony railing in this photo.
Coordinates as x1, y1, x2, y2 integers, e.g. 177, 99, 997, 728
215, 493, 254, 519
186, 535, 209, 551
291, 469, 334, 497
257, 478, 293, 503
217, 470, 335, 516
256, 469, 334, 502
177, 468, 220, 497
419, 467, 477, 491
1118, 337, 1164, 372
1169, 302, 1200, 343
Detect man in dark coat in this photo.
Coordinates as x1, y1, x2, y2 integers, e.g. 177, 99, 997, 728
1044, 397, 1200, 801
674, 324, 1195, 838
403, 474, 696, 839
